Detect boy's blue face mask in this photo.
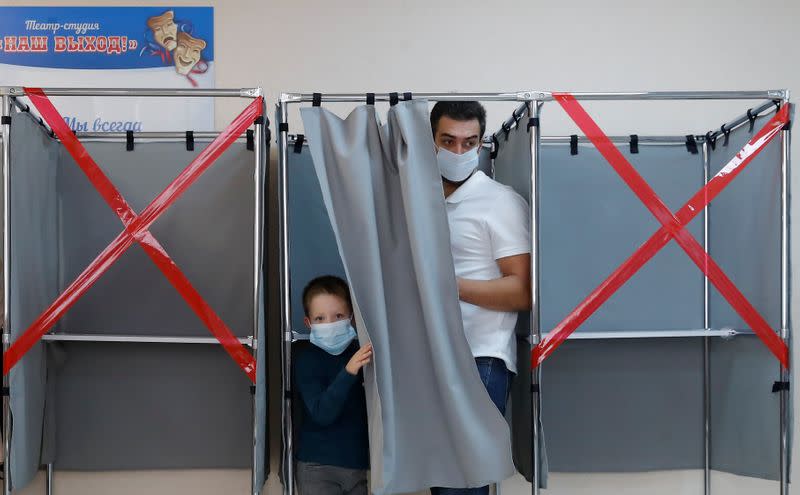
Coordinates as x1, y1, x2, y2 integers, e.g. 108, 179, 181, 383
310, 318, 356, 355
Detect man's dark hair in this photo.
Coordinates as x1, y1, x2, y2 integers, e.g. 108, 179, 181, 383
430, 101, 487, 139
302, 275, 352, 316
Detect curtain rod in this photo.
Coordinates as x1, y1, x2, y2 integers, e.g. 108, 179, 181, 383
1, 87, 262, 98
280, 90, 787, 104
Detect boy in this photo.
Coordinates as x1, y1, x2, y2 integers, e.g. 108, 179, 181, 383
294, 275, 372, 495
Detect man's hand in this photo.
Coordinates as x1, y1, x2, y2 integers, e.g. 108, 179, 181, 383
457, 253, 532, 312
345, 343, 373, 375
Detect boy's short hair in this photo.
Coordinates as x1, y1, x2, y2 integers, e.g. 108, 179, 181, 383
302, 275, 352, 316
430, 101, 487, 139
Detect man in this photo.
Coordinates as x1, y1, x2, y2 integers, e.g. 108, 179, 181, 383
430, 101, 531, 495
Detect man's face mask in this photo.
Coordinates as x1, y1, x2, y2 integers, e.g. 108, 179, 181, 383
436, 146, 480, 183
309, 318, 357, 355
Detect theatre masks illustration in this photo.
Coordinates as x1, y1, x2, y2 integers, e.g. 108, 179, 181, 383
146, 10, 178, 51
174, 31, 207, 75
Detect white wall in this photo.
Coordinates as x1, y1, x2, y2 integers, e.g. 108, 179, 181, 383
4, 0, 800, 493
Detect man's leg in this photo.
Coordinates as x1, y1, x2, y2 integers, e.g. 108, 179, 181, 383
429, 358, 511, 495
475, 356, 511, 415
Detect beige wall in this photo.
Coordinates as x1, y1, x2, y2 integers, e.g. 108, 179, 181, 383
3, 0, 800, 493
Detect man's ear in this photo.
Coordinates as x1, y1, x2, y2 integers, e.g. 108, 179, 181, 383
304, 316, 311, 329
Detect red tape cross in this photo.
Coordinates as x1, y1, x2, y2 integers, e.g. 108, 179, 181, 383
3, 89, 262, 382
533, 95, 790, 370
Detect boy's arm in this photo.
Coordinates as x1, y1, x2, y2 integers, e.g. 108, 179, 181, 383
294, 355, 360, 427
457, 253, 532, 312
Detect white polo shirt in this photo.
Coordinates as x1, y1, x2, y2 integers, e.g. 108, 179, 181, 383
445, 170, 531, 374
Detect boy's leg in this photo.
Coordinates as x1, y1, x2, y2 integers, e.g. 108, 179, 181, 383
341, 467, 369, 495
430, 358, 511, 495
296, 461, 345, 495
430, 487, 490, 495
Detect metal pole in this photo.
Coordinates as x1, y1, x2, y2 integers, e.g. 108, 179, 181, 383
45, 463, 53, 495
2, 94, 11, 495
251, 114, 264, 495
702, 140, 711, 495
528, 100, 543, 495
280, 90, 786, 104
553, 90, 785, 101
39, 334, 253, 345
281, 92, 535, 103
277, 102, 294, 495
564, 329, 736, 340
779, 96, 791, 495
74, 131, 243, 140
1, 87, 261, 98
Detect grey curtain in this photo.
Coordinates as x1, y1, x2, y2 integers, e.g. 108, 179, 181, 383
8, 110, 59, 490
301, 100, 515, 494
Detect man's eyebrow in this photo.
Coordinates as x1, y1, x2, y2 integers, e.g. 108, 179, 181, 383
440, 133, 480, 140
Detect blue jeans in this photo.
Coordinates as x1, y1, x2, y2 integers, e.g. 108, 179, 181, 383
430, 357, 511, 495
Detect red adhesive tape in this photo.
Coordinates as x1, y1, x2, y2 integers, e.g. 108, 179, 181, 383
4, 90, 263, 381
534, 96, 790, 369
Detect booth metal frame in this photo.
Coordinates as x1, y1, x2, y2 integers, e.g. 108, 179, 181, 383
276, 89, 791, 495
0, 86, 266, 495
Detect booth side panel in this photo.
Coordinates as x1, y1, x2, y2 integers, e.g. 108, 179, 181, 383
8, 111, 60, 490
709, 114, 783, 480
254, 129, 270, 490
287, 144, 346, 337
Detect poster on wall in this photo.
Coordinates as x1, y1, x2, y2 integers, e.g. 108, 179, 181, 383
0, 6, 215, 131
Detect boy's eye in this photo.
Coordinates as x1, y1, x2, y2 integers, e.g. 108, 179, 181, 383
336, 313, 345, 319
314, 316, 324, 322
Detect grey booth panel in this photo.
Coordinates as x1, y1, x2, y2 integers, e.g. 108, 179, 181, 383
541, 338, 704, 472
8, 110, 60, 490
51, 342, 254, 470
709, 336, 781, 479
708, 114, 781, 334
57, 141, 256, 337
707, 114, 785, 481
287, 144, 346, 336
537, 142, 705, 334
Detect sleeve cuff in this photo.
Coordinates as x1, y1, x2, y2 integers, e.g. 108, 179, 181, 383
493, 246, 531, 260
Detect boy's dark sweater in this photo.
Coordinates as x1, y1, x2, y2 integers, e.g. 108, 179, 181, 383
293, 341, 369, 470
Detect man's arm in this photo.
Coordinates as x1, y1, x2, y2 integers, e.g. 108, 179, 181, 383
457, 253, 532, 312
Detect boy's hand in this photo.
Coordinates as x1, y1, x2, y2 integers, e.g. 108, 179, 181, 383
346, 343, 373, 375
